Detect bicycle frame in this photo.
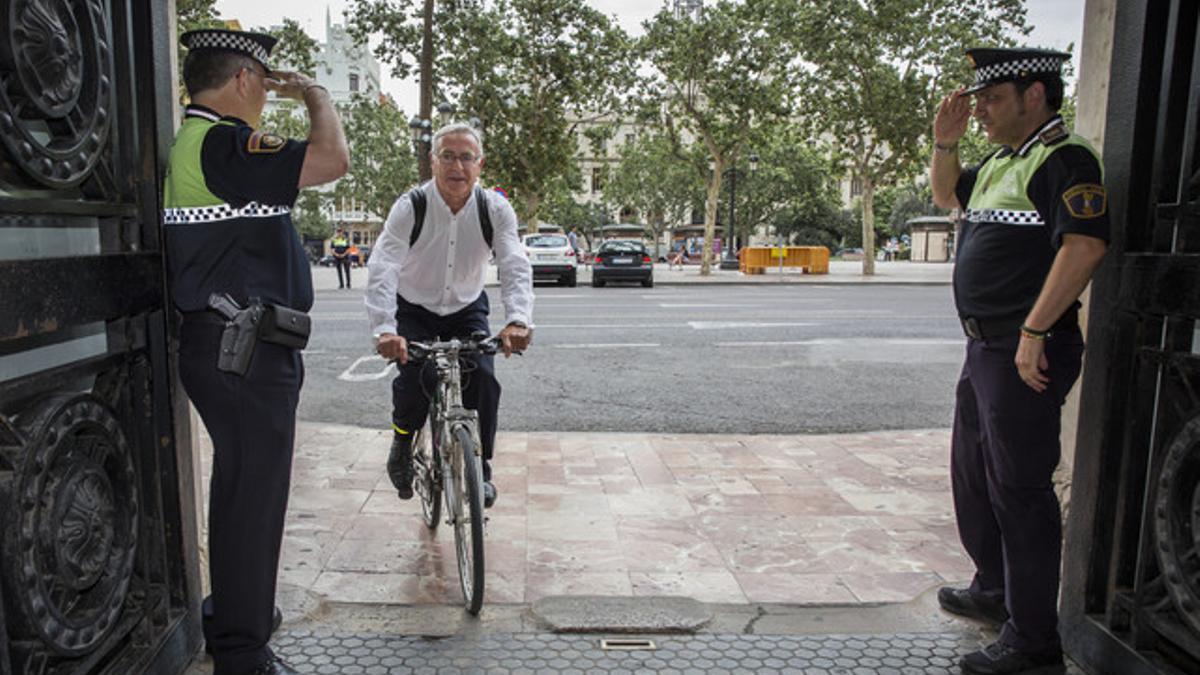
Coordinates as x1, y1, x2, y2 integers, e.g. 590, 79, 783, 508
428, 341, 484, 471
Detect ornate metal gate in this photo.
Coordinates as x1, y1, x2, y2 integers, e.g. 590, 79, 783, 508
0, 1, 201, 673
1062, 0, 1200, 673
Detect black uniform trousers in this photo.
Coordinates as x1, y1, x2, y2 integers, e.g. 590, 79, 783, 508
951, 326, 1083, 655
335, 256, 352, 288
391, 292, 500, 479
179, 321, 304, 675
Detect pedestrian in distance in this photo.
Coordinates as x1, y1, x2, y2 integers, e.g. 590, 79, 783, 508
331, 226, 352, 288
163, 28, 349, 675
930, 47, 1108, 675
366, 122, 533, 510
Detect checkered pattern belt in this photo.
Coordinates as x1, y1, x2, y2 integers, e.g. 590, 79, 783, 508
164, 202, 290, 225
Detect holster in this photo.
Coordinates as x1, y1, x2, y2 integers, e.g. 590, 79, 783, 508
209, 298, 262, 376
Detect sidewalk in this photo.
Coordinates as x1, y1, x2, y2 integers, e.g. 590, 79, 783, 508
313, 259, 954, 291
195, 423, 970, 613
184, 423, 1095, 673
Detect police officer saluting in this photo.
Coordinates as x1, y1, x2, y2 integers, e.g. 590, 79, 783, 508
931, 48, 1108, 675
164, 29, 349, 675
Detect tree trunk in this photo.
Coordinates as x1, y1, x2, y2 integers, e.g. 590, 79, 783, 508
701, 160, 723, 276
417, 0, 434, 182
523, 193, 541, 237
861, 176, 876, 276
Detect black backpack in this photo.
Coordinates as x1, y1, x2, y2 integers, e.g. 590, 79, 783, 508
407, 185, 493, 248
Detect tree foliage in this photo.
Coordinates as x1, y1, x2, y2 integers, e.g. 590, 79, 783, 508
292, 189, 332, 241
796, 0, 1028, 273
440, 0, 634, 227
333, 95, 419, 221
728, 126, 840, 247
603, 131, 705, 259
260, 18, 322, 75
640, 0, 802, 274
347, 0, 634, 228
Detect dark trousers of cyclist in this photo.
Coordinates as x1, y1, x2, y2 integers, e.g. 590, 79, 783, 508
391, 291, 500, 479
335, 256, 352, 288
950, 328, 1083, 656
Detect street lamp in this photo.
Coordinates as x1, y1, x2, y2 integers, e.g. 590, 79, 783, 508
408, 116, 433, 181
436, 100, 456, 125
718, 153, 759, 270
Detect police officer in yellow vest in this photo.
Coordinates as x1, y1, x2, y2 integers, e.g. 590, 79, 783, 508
931, 48, 1108, 675
165, 29, 349, 675
331, 227, 352, 288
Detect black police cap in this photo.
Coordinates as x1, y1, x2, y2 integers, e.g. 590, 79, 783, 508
181, 29, 277, 70
963, 47, 1069, 95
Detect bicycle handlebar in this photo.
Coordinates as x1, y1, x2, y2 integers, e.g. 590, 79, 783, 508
405, 335, 503, 363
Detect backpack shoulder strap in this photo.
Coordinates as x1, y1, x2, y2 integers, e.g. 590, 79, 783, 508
475, 186, 493, 249
408, 188, 427, 247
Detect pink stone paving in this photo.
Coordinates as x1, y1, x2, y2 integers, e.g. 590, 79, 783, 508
198, 423, 973, 607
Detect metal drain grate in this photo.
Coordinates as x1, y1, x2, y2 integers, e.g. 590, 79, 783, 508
599, 638, 657, 651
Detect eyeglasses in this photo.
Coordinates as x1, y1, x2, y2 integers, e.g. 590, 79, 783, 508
243, 65, 270, 80
436, 151, 481, 165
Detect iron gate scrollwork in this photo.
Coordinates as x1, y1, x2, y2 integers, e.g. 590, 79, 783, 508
1061, 0, 1200, 673
1, 394, 139, 658
0, 0, 114, 193
0, 0, 201, 673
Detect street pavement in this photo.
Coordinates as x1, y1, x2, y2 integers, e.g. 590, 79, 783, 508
302, 264, 963, 433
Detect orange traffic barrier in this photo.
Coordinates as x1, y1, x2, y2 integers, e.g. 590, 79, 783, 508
739, 246, 829, 274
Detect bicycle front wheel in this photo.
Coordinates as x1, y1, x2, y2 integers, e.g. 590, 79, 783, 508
445, 422, 485, 615
413, 421, 441, 530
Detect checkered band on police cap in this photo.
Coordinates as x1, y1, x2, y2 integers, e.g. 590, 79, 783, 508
963, 47, 1068, 94
181, 29, 277, 68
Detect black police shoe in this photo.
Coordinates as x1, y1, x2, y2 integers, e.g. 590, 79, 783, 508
245, 656, 300, 675
202, 596, 282, 654
483, 481, 497, 508
960, 640, 1065, 675
937, 586, 1009, 625
388, 433, 415, 499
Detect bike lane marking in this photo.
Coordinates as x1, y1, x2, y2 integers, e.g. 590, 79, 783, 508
338, 355, 397, 381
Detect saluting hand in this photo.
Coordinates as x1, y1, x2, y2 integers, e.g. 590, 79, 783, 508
376, 333, 409, 364
934, 87, 971, 147
265, 70, 319, 101
1015, 335, 1051, 393
498, 323, 532, 358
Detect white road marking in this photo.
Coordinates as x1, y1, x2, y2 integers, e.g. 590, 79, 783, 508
689, 321, 819, 329
661, 303, 760, 308
553, 343, 661, 349
715, 340, 842, 347
338, 356, 397, 381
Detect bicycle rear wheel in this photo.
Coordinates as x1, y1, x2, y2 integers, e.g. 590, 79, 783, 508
445, 422, 485, 614
413, 421, 441, 530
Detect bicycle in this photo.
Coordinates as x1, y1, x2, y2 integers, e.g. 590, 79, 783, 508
404, 333, 499, 615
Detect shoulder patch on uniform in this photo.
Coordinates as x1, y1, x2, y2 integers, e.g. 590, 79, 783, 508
247, 131, 286, 154
1063, 183, 1107, 219
1038, 124, 1069, 146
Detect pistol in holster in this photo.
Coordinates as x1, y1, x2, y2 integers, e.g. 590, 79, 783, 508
208, 293, 264, 376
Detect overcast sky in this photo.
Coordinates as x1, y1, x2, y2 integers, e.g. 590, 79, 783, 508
215, 0, 1086, 111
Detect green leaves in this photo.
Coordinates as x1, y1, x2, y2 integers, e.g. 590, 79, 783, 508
333, 95, 419, 221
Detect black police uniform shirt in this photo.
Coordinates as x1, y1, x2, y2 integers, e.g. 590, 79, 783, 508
163, 104, 312, 313
953, 115, 1110, 322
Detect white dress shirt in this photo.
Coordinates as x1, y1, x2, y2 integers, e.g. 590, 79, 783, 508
365, 180, 534, 336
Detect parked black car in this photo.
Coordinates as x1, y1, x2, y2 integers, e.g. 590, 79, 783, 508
591, 240, 653, 288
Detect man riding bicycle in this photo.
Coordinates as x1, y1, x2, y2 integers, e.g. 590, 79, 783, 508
365, 122, 533, 508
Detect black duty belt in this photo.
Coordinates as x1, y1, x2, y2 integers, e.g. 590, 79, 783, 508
179, 309, 226, 326
960, 311, 1078, 341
